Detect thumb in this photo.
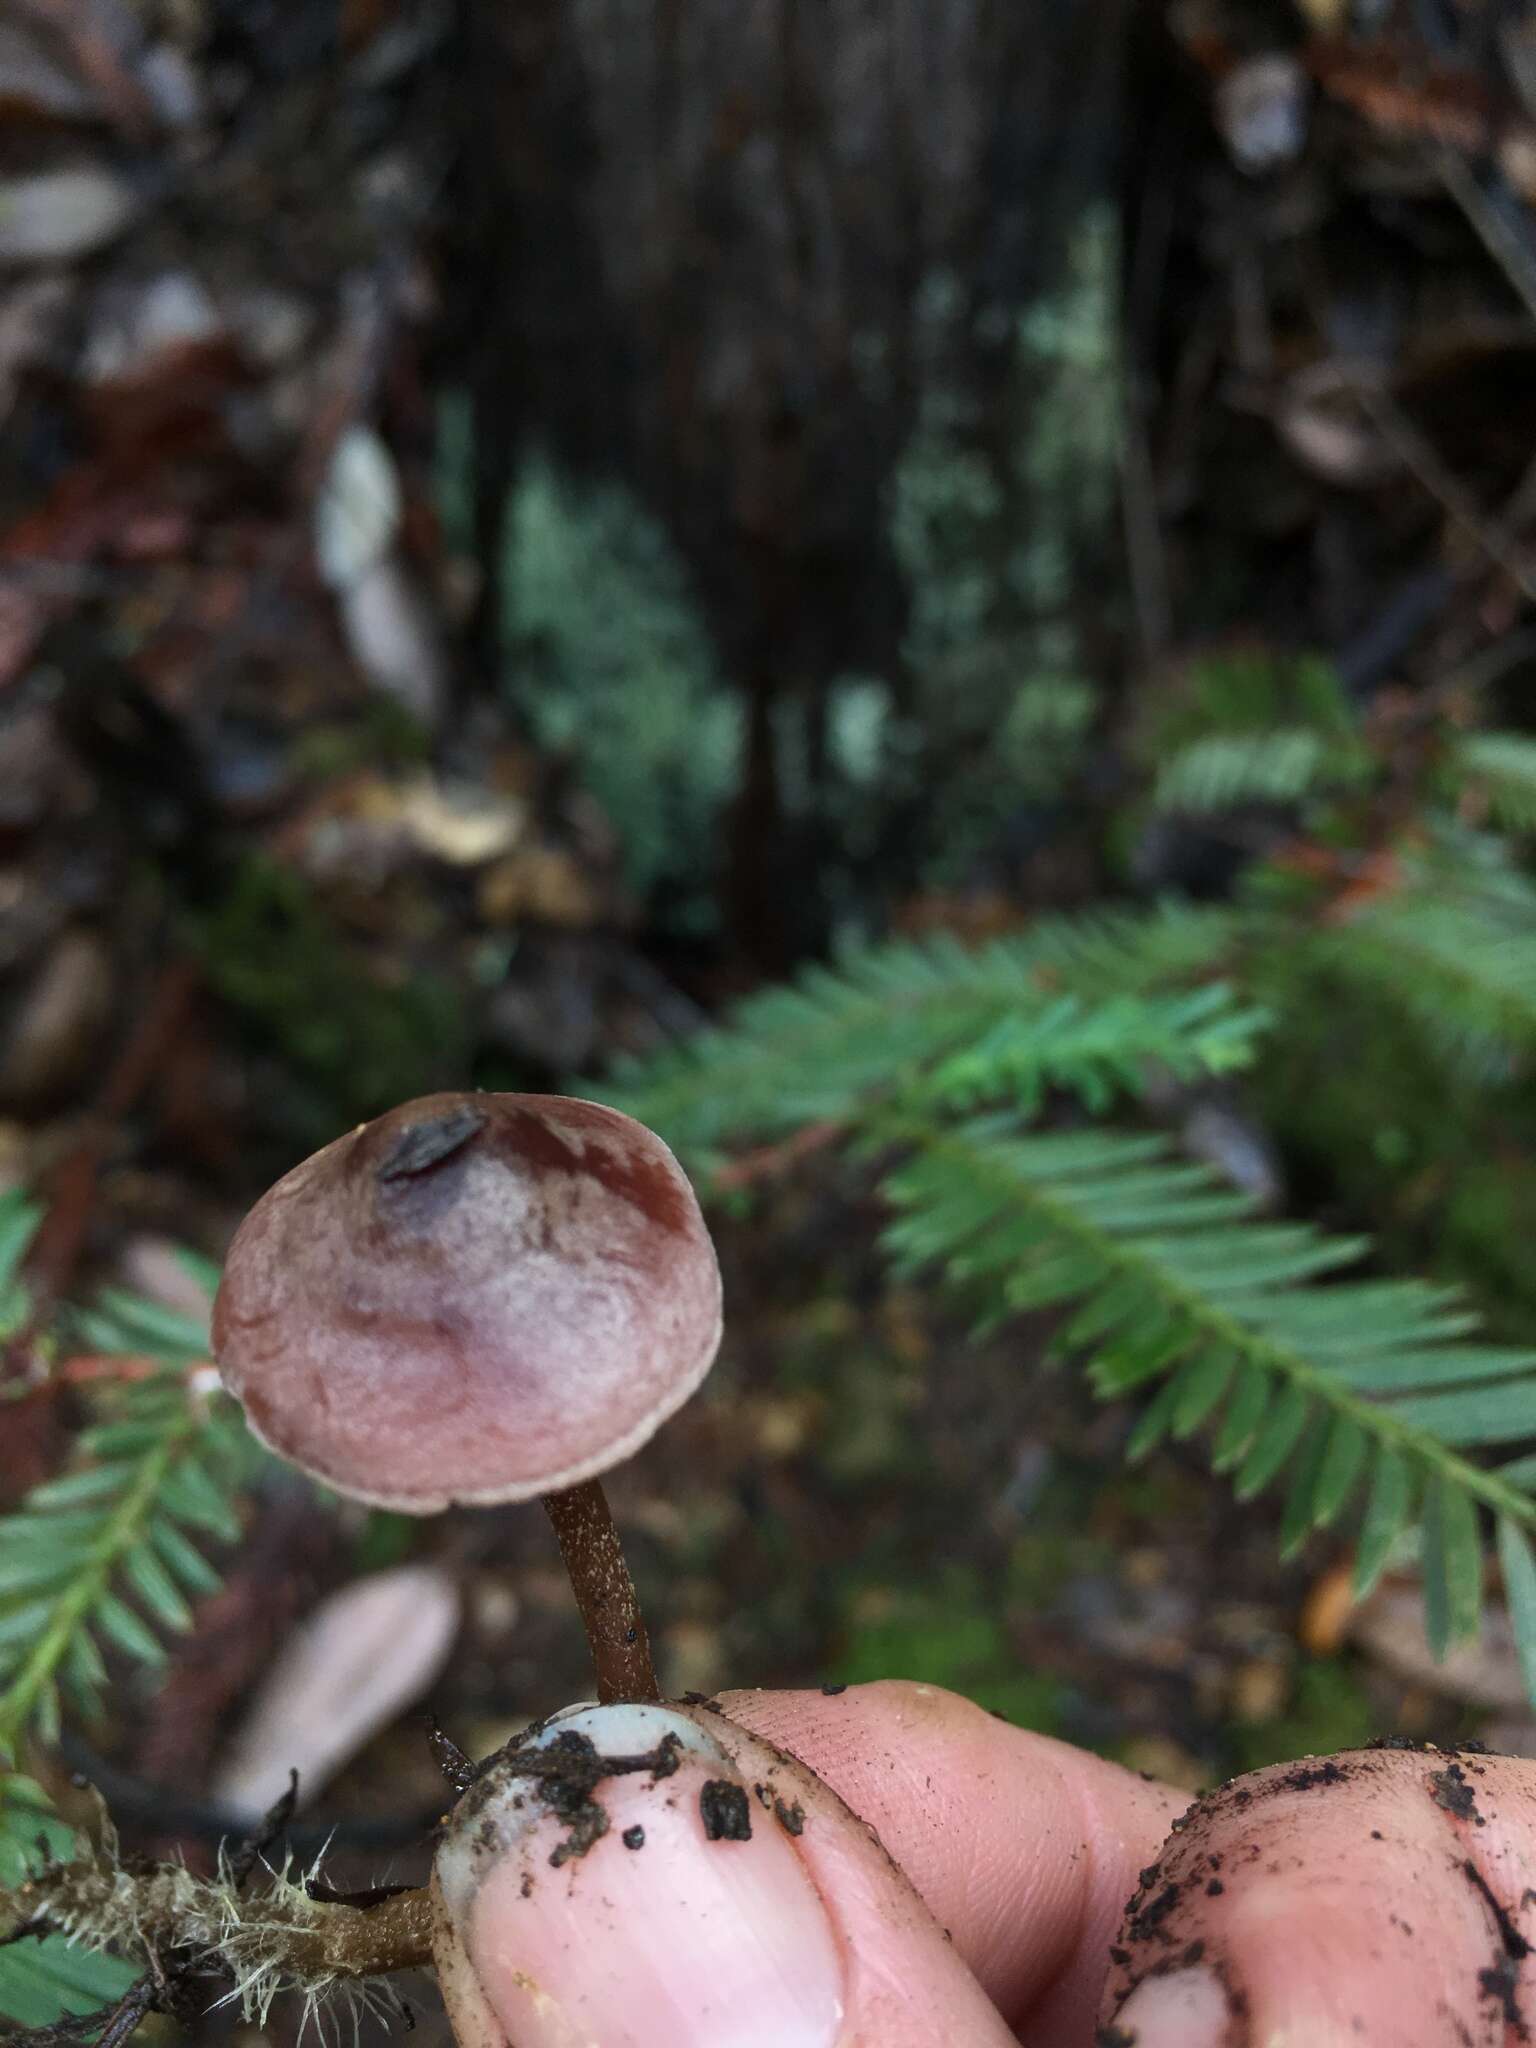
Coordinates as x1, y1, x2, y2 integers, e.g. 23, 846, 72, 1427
429, 1697, 1017, 2048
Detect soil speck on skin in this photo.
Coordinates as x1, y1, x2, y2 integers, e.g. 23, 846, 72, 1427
519, 1873, 533, 1898
1126, 1881, 1183, 1945
1276, 1759, 1349, 1793
1478, 1955, 1524, 2033
821, 1682, 848, 1696
1461, 1858, 1531, 2037
1095, 2028, 1138, 2047
1431, 1763, 1484, 1825
1463, 1860, 1531, 1962
773, 1795, 805, 1836
622, 1825, 645, 1850
454, 1726, 684, 1870
700, 1780, 753, 1841
1206, 1878, 1224, 1896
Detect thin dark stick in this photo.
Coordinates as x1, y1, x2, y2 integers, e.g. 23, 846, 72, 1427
91, 1980, 157, 2048
425, 1716, 476, 1793
541, 1480, 659, 1705
227, 1769, 299, 1889
0, 1977, 154, 2048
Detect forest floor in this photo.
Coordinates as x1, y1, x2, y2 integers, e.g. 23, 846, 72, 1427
7, 2, 1536, 2039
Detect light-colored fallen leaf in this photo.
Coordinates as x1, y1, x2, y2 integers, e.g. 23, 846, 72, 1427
1350, 1577, 1527, 1712
477, 844, 602, 927
117, 1236, 214, 1329
137, 42, 201, 128
398, 774, 526, 865
83, 269, 221, 384
0, 20, 98, 122
337, 555, 446, 726
1216, 55, 1309, 175
1299, 1559, 1356, 1657
210, 1564, 462, 1819
1229, 1657, 1290, 1725
0, 166, 140, 266
0, 929, 113, 1104
315, 424, 401, 588
1296, 0, 1350, 28
1477, 1715, 1536, 1759
1277, 360, 1398, 487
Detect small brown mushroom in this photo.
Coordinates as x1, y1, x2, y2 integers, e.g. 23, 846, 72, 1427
212, 1092, 722, 1702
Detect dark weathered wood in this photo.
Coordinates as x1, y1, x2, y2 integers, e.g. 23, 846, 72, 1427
452, 0, 1126, 949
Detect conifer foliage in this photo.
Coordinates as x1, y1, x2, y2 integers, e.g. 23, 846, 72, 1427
0, 1200, 258, 2024
599, 893, 1536, 1708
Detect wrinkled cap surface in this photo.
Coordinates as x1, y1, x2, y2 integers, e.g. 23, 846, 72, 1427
212, 1093, 723, 1512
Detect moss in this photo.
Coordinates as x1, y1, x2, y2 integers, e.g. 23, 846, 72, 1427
187, 855, 467, 1138
287, 702, 431, 784
501, 455, 739, 928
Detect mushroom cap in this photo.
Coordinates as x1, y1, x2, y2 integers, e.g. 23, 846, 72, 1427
211, 1093, 722, 1513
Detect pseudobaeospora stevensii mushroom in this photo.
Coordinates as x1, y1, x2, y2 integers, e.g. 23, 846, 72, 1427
212, 1091, 722, 1703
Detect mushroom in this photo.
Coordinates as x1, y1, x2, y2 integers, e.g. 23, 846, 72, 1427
212, 1091, 722, 1704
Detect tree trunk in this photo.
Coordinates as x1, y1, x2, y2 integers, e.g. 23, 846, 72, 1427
453, 0, 1128, 955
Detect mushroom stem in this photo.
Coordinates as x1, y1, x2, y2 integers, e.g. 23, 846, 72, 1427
541, 1479, 659, 1704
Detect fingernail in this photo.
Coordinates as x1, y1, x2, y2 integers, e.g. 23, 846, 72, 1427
1108, 1966, 1231, 2047
431, 1702, 845, 2048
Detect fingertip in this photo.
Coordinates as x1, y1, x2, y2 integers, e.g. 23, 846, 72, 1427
432, 1696, 1015, 2048
718, 1681, 1184, 2031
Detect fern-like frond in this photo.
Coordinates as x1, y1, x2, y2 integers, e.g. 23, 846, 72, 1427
598, 902, 1239, 1167
1154, 728, 1366, 814
1455, 730, 1536, 832
0, 1214, 291, 2031
1307, 841, 1536, 1078
0, 1775, 137, 2024
0, 1220, 253, 2024
918, 987, 1265, 1114
0, 1188, 41, 1345
0, 1377, 247, 1762
878, 1118, 1536, 1657
64, 1279, 218, 1366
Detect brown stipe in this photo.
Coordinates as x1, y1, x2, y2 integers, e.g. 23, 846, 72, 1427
542, 1478, 659, 1704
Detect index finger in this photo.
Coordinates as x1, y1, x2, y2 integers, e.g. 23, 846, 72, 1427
719, 1680, 1187, 2039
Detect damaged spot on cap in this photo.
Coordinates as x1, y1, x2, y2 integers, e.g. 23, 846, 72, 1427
375, 1102, 489, 1182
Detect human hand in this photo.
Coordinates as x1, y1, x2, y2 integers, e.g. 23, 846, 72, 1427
430, 1680, 1536, 2047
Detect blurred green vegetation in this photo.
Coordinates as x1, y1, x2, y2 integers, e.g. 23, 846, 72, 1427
187, 854, 467, 1140
834, 1569, 1068, 1733
1230, 1662, 1379, 1777
501, 455, 739, 928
